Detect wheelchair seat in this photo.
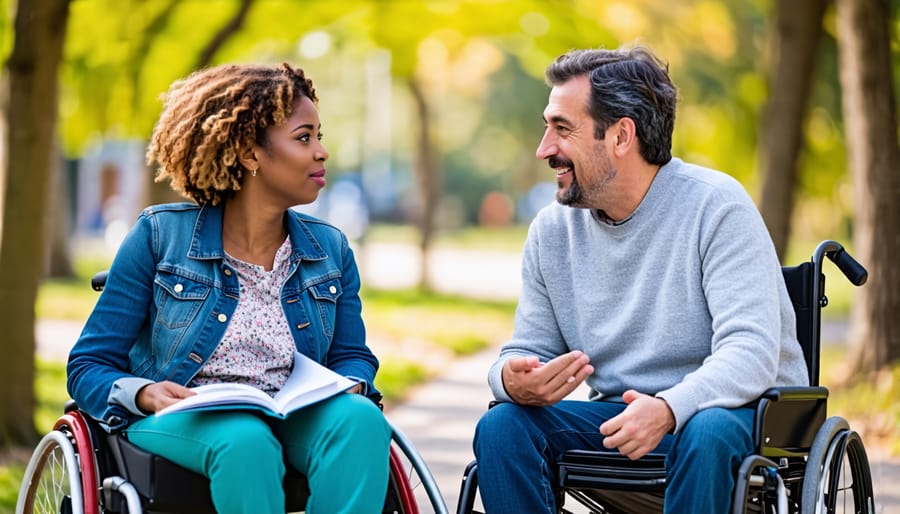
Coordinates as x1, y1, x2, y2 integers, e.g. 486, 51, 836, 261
457, 240, 875, 514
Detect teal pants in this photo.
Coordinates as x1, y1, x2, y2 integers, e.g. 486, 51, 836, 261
126, 393, 391, 514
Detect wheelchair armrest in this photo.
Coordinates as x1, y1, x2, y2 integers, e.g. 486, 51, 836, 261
754, 386, 828, 458
759, 386, 828, 402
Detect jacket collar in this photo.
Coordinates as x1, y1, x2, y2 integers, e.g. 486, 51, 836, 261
188, 203, 327, 262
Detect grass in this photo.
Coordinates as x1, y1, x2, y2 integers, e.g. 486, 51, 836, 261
821, 346, 900, 456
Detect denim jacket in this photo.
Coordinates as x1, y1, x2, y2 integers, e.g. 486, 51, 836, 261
67, 202, 379, 431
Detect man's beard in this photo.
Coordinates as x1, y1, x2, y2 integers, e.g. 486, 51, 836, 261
553, 151, 616, 209
556, 175, 583, 206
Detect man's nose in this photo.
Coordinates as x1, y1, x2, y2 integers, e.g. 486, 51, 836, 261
536, 132, 556, 160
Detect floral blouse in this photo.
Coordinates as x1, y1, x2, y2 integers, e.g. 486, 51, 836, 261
190, 237, 295, 395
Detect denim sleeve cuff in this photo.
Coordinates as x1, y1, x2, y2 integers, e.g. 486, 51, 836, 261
109, 376, 156, 417
345, 376, 369, 396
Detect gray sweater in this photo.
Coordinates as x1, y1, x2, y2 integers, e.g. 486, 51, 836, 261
488, 158, 809, 431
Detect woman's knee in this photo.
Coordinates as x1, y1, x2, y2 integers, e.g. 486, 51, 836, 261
212, 413, 283, 462
330, 394, 389, 437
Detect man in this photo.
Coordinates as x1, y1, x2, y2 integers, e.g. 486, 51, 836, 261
472, 46, 809, 513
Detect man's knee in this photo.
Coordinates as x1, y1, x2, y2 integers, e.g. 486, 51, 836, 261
474, 402, 535, 454
677, 407, 754, 456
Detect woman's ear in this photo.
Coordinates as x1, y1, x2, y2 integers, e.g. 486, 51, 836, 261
237, 145, 258, 173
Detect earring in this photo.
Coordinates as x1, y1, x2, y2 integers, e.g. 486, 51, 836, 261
251, 167, 258, 177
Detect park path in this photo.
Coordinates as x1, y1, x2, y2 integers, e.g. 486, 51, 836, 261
36, 242, 899, 513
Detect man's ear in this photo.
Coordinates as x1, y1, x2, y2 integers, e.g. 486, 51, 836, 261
611, 117, 638, 157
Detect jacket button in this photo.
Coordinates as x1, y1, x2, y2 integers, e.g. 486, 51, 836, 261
224, 268, 232, 276
174, 284, 184, 293
217, 313, 227, 322
329, 285, 337, 294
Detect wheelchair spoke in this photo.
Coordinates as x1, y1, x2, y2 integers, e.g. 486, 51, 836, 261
17, 431, 83, 514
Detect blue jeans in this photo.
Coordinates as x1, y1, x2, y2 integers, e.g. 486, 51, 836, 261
126, 393, 391, 514
473, 400, 755, 514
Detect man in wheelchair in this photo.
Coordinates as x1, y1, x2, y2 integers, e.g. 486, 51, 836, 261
471, 46, 810, 513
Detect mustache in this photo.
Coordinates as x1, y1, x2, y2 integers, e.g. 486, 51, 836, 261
548, 156, 574, 170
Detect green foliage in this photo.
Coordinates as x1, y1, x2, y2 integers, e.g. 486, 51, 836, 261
821, 346, 900, 456
38, 0, 855, 226
36, 253, 110, 320
374, 359, 430, 403
0, 463, 21, 513
0, 360, 69, 514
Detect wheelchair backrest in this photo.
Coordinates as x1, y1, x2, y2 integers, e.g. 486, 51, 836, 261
781, 262, 821, 387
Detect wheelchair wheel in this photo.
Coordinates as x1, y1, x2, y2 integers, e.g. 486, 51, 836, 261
801, 416, 875, 514
384, 423, 449, 514
16, 430, 85, 514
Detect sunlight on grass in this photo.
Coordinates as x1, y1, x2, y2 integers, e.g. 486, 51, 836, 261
0, 465, 22, 513
374, 359, 430, 404
820, 345, 900, 456
0, 360, 68, 513
35, 360, 68, 432
361, 287, 515, 357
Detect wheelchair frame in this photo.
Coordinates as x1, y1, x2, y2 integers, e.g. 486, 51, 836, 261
16, 271, 451, 514
456, 240, 876, 514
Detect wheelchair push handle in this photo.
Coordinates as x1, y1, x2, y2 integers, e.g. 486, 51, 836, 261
91, 270, 109, 292
814, 240, 867, 287
827, 248, 867, 287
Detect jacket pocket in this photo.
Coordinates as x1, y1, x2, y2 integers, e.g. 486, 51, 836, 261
309, 278, 342, 338
153, 272, 210, 330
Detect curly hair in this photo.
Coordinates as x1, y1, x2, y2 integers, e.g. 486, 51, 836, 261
147, 62, 318, 205
545, 46, 676, 166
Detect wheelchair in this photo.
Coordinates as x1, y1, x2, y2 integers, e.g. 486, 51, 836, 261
17, 271, 451, 514
456, 240, 876, 514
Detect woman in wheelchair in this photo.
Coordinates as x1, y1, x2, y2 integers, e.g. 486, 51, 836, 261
471, 46, 811, 514
65, 62, 391, 513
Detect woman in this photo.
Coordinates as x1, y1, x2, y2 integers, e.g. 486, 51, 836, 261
67, 62, 391, 513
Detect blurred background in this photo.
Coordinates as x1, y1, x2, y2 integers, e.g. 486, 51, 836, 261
0, 0, 899, 507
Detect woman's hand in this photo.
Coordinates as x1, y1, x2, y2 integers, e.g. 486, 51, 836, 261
136, 381, 196, 413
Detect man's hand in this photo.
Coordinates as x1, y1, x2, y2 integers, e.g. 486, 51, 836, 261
502, 351, 594, 406
136, 381, 196, 414
599, 389, 675, 460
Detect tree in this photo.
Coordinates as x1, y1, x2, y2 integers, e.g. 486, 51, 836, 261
836, 0, 900, 373
0, 0, 71, 446
758, 0, 828, 259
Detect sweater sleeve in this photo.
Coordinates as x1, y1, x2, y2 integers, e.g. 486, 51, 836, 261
488, 216, 569, 402
656, 199, 784, 431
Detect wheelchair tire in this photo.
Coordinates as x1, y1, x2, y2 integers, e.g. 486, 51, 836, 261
16, 430, 85, 514
385, 422, 450, 514
801, 416, 875, 514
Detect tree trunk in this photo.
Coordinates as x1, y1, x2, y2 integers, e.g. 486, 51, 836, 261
836, 0, 900, 373
407, 77, 441, 291
0, 0, 71, 447
45, 147, 75, 278
758, 0, 828, 259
